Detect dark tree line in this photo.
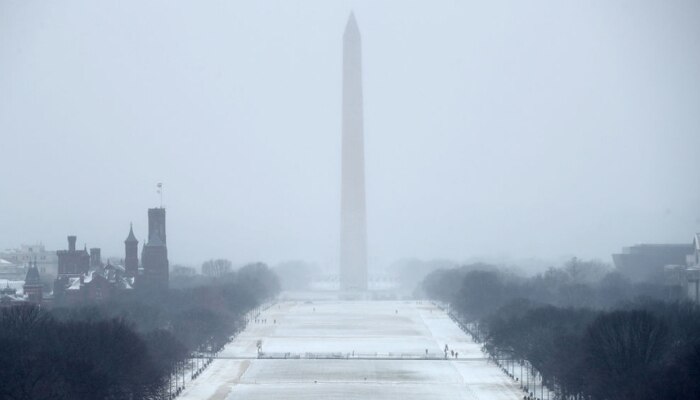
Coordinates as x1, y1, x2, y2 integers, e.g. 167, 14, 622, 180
0, 263, 280, 400
424, 260, 666, 320
0, 305, 170, 400
423, 261, 700, 400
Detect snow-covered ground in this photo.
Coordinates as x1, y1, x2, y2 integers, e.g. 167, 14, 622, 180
179, 298, 523, 400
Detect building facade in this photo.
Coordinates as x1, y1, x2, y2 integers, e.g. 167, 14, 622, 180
613, 243, 694, 282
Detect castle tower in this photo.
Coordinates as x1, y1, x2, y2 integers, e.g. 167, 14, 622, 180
148, 208, 167, 245
124, 223, 139, 277
89, 248, 102, 269
140, 208, 169, 292
53, 235, 90, 303
24, 261, 43, 304
340, 13, 368, 291
56, 235, 90, 276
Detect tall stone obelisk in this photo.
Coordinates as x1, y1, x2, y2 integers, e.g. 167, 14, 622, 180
340, 13, 368, 291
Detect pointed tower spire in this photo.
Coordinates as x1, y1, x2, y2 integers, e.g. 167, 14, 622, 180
124, 223, 139, 277
23, 260, 42, 304
24, 261, 41, 286
344, 12, 361, 41
125, 222, 138, 243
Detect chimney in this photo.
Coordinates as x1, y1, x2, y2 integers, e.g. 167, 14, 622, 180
68, 236, 77, 252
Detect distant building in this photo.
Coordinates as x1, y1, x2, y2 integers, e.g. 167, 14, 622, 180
0, 243, 58, 278
139, 208, 169, 292
49, 206, 170, 305
0, 284, 26, 308
664, 234, 700, 303
0, 258, 26, 281
613, 243, 694, 282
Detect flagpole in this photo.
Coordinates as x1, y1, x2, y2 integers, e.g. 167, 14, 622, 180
157, 183, 163, 208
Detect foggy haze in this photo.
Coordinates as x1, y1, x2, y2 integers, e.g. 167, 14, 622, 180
1, 0, 699, 268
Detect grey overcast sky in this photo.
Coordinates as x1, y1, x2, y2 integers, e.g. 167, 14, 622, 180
1, 1, 699, 269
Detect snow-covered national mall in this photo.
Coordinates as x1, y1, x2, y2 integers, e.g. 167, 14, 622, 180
179, 299, 523, 400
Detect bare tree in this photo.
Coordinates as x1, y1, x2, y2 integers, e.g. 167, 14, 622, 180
201, 259, 233, 278
584, 310, 668, 400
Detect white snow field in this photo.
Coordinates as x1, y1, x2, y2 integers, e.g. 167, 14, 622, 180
179, 300, 523, 400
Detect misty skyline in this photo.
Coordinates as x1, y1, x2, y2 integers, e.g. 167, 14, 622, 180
1, 1, 699, 268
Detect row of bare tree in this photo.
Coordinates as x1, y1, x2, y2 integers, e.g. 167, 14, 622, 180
423, 261, 700, 400
0, 305, 176, 400
0, 262, 280, 400
484, 301, 700, 399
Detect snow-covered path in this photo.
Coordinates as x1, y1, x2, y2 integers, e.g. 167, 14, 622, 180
179, 299, 523, 400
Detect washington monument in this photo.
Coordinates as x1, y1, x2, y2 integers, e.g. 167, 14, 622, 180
340, 13, 368, 291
